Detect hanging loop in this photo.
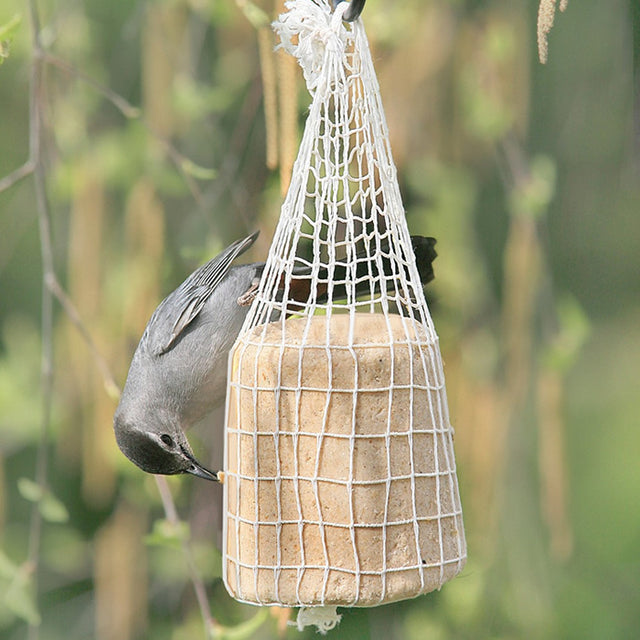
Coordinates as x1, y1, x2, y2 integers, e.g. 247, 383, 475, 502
332, 0, 366, 23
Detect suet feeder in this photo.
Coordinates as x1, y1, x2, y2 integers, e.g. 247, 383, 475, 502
223, 0, 465, 616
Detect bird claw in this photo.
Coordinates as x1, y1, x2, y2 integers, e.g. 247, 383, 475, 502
237, 280, 259, 306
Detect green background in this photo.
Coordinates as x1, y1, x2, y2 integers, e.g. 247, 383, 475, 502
0, 0, 638, 638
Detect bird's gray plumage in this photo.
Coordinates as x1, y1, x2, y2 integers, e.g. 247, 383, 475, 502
114, 232, 261, 480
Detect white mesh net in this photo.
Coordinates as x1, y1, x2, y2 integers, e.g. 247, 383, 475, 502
222, 0, 466, 610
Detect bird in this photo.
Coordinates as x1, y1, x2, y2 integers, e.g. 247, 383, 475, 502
113, 232, 437, 481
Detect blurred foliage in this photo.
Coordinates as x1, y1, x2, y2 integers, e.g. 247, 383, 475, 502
0, 14, 21, 64
0, 0, 638, 639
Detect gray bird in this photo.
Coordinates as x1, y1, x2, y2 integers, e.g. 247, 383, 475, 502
113, 232, 437, 481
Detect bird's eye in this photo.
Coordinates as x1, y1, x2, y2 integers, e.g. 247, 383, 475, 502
160, 434, 175, 447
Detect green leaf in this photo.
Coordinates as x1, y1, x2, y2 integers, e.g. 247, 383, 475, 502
0, 14, 21, 64
0, 549, 19, 580
213, 608, 269, 640
144, 518, 190, 550
180, 158, 217, 181
191, 541, 223, 581
509, 154, 557, 220
4, 573, 41, 626
0, 14, 21, 40
542, 296, 591, 373
39, 493, 70, 523
17, 478, 43, 503
0, 552, 41, 626
17, 478, 70, 523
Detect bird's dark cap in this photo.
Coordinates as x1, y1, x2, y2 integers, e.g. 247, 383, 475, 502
114, 427, 220, 482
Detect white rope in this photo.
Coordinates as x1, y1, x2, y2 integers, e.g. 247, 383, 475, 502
274, 0, 352, 93
293, 605, 342, 634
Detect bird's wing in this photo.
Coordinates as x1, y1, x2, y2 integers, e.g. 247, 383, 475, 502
143, 231, 259, 356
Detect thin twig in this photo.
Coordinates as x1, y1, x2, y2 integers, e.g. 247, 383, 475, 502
154, 476, 218, 638
40, 51, 206, 206
204, 73, 264, 232
45, 273, 121, 400
0, 159, 35, 193
38, 51, 141, 118
27, 1, 54, 638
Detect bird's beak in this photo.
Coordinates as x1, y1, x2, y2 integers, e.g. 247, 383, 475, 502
180, 445, 220, 482
186, 461, 220, 482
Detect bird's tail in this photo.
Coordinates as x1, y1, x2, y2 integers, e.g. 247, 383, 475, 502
411, 236, 437, 286
286, 235, 437, 306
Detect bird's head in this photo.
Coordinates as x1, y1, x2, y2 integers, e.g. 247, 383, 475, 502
113, 411, 218, 481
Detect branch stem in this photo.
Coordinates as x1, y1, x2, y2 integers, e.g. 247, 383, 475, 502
154, 477, 218, 637
0, 160, 35, 193
46, 274, 121, 399
40, 51, 205, 205
27, 1, 54, 638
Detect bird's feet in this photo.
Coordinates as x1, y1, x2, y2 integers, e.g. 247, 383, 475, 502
237, 279, 259, 306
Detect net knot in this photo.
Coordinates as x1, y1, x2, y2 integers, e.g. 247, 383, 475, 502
273, 0, 353, 92
292, 606, 342, 634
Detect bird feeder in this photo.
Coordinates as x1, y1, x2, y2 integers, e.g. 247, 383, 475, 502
223, 0, 465, 617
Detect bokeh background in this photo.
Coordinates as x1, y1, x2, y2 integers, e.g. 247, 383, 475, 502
1, 0, 639, 638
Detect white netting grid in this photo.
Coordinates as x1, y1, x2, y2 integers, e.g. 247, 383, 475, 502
222, 0, 466, 612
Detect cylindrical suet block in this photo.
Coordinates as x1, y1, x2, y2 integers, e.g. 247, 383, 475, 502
223, 314, 466, 607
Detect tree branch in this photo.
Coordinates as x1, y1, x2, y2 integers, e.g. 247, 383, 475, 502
27, 1, 54, 638
0, 159, 35, 194
45, 273, 121, 400
40, 51, 206, 206
154, 476, 218, 638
